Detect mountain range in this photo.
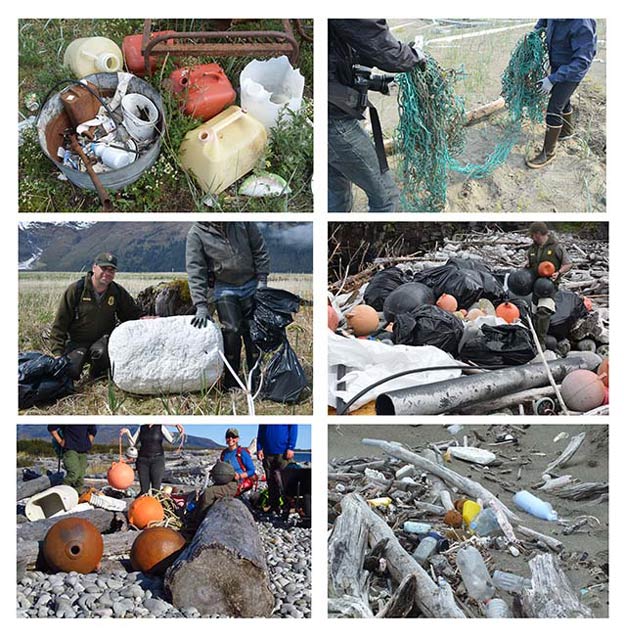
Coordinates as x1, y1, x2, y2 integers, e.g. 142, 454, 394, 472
18, 222, 313, 273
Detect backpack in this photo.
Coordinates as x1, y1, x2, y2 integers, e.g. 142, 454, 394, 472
220, 446, 258, 495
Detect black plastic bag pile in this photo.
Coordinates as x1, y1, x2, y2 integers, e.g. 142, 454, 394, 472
250, 288, 308, 403
393, 305, 465, 356
19, 352, 74, 409
364, 267, 409, 311
459, 324, 537, 366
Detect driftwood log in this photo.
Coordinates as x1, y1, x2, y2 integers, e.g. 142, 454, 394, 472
17, 530, 139, 570
16, 509, 119, 542
545, 432, 586, 474
329, 493, 465, 618
165, 498, 274, 617
522, 553, 592, 618
17, 472, 65, 501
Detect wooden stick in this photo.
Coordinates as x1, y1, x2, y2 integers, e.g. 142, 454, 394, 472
545, 432, 586, 474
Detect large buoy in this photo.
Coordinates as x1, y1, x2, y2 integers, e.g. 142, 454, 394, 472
130, 527, 186, 575
560, 369, 606, 412
495, 302, 520, 323
533, 277, 556, 298
128, 495, 165, 529
508, 268, 535, 296
42, 517, 103, 574
345, 304, 379, 336
537, 261, 556, 277
436, 293, 458, 313
107, 460, 135, 490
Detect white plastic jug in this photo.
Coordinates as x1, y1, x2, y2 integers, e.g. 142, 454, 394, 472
25, 485, 79, 521
240, 56, 304, 130
63, 36, 123, 78
121, 93, 159, 142
179, 106, 267, 194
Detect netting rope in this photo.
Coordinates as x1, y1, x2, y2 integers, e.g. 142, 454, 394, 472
395, 29, 549, 211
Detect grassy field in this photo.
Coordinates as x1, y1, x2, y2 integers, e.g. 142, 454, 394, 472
19, 272, 313, 416
18, 18, 313, 212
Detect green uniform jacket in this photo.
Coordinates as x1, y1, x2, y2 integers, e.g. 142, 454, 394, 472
527, 236, 568, 273
185, 222, 270, 307
49, 273, 143, 356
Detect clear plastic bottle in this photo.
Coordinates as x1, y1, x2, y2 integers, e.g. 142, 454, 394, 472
512, 490, 558, 521
455, 545, 495, 600
486, 598, 511, 618
413, 533, 439, 566
492, 570, 532, 593
469, 508, 502, 536
403, 521, 432, 534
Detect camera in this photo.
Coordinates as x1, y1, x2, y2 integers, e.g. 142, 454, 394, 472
352, 64, 396, 95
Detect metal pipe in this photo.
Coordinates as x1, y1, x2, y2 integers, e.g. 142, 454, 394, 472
375, 353, 602, 415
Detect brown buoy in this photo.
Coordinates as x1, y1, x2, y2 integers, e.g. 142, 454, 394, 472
130, 527, 186, 575
42, 517, 104, 574
345, 304, 379, 336
436, 293, 458, 313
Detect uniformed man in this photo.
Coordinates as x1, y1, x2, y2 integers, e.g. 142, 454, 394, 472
526, 222, 573, 347
49, 252, 144, 380
186, 222, 270, 390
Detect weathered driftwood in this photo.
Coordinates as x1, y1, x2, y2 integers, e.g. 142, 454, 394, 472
332, 493, 465, 618
165, 498, 273, 618
377, 573, 418, 617
362, 439, 519, 521
328, 492, 373, 618
16, 509, 119, 542
516, 526, 564, 553
421, 449, 454, 511
461, 386, 556, 414
553, 481, 608, 500
464, 97, 506, 125
17, 472, 65, 501
18, 530, 140, 570
545, 432, 586, 474
522, 553, 592, 618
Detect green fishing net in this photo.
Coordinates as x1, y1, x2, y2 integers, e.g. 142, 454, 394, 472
395, 29, 549, 211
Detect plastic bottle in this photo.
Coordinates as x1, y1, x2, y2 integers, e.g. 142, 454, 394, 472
486, 598, 511, 618
461, 499, 481, 527
367, 497, 392, 507
492, 570, 532, 593
403, 521, 432, 535
469, 508, 502, 536
63, 37, 123, 78
92, 144, 135, 170
455, 546, 495, 600
512, 490, 558, 521
413, 533, 439, 566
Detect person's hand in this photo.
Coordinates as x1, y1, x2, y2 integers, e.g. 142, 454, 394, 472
176, 424, 185, 435
257, 449, 264, 461
140, 315, 157, 320
120, 428, 130, 436
408, 42, 427, 71
191, 305, 212, 328
234, 472, 241, 481
59, 439, 65, 448
285, 449, 294, 460
550, 271, 560, 281
537, 77, 553, 95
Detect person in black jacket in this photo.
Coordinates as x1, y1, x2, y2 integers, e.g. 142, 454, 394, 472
328, 19, 426, 212
48, 425, 97, 492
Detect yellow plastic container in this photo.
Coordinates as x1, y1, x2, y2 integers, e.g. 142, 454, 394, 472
179, 105, 267, 195
461, 500, 481, 527
63, 37, 123, 78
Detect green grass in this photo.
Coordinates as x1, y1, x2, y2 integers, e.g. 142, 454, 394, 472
18, 18, 313, 212
19, 271, 313, 416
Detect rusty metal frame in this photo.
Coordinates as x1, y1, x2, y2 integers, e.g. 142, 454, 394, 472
141, 19, 302, 76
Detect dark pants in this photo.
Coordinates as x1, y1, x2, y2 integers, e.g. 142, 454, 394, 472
328, 117, 399, 212
262, 454, 290, 512
65, 335, 110, 381
546, 81, 580, 126
136, 454, 165, 494
216, 295, 258, 390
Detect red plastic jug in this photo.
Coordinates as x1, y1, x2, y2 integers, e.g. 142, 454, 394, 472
169, 64, 236, 121
122, 31, 175, 76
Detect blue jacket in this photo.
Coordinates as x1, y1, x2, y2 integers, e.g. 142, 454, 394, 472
535, 19, 597, 83
257, 425, 298, 456
221, 446, 256, 480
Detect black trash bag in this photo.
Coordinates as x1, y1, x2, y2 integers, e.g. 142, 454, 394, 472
383, 282, 435, 321
459, 324, 537, 366
250, 287, 301, 352
549, 290, 588, 339
393, 305, 465, 356
506, 294, 532, 323
446, 257, 492, 273
18, 351, 74, 409
364, 267, 407, 311
261, 341, 309, 403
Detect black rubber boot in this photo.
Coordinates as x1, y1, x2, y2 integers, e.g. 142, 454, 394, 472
216, 297, 244, 390
560, 109, 574, 141
534, 308, 552, 350
526, 124, 563, 169
239, 295, 260, 391
88, 335, 110, 380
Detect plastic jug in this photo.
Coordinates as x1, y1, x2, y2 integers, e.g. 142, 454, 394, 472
455, 546, 495, 601
240, 55, 304, 130
122, 31, 176, 76
63, 37, 123, 78
170, 64, 236, 121
179, 106, 267, 195
512, 490, 558, 521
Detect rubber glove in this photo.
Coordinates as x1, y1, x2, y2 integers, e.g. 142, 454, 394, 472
190, 304, 212, 328
408, 42, 427, 71
537, 77, 553, 95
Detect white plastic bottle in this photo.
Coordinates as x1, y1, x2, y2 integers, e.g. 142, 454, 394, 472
492, 570, 532, 593
455, 545, 495, 600
92, 143, 135, 170
512, 490, 558, 521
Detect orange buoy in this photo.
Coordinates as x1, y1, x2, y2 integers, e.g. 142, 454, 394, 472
597, 358, 609, 387
495, 301, 520, 324
42, 517, 103, 574
345, 304, 379, 336
130, 527, 186, 575
128, 495, 165, 529
328, 304, 339, 332
583, 296, 593, 312
537, 261, 556, 277
107, 460, 135, 490
560, 369, 606, 412
436, 293, 458, 313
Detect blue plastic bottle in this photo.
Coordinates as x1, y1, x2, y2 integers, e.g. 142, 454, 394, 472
512, 490, 558, 521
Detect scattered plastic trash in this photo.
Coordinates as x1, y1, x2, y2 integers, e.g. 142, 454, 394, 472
413, 532, 440, 565
469, 508, 502, 536
403, 521, 432, 534
239, 172, 292, 197
513, 490, 558, 521
367, 497, 392, 507
456, 545, 495, 601
448, 446, 496, 466
486, 598, 511, 618
492, 570, 532, 593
